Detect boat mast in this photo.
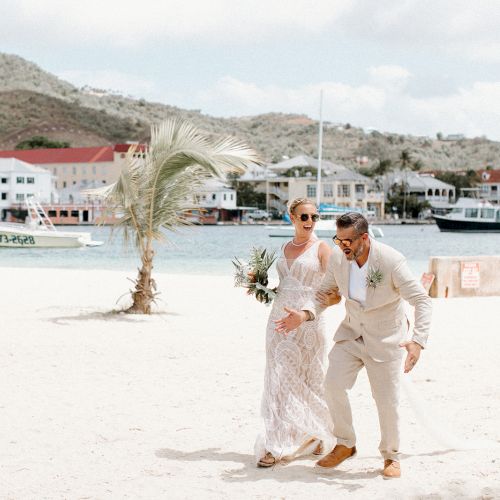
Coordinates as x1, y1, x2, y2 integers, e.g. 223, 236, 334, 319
316, 89, 324, 207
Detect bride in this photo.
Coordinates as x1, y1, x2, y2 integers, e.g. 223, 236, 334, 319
256, 197, 340, 467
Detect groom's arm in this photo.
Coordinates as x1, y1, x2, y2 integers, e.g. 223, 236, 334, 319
302, 252, 340, 320
392, 257, 432, 348
273, 252, 340, 334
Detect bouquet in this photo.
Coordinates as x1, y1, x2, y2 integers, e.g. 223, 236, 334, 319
232, 247, 278, 304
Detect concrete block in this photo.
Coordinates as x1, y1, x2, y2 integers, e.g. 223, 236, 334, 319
429, 255, 500, 298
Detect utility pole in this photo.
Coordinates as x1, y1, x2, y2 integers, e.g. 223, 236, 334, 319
316, 89, 324, 207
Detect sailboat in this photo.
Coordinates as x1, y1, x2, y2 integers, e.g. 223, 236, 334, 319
266, 90, 383, 239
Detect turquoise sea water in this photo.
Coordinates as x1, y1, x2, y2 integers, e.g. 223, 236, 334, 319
1, 224, 500, 276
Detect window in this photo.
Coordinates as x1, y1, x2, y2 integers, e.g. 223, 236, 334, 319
92, 166, 96, 174
212, 193, 216, 200
337, 184, 350, 197
355, 184, 365, 194
230, 194, 234, 201
492, 185, 498, 192
465, 208, 478, 218
71, 210, 79, 217
48, 210, 57, 217
27, 177, 35, 184
1, 193, 6, 200
53, 167, 57, 175
323, 184, 333, 197
72, 166, 77, 175
63, 181, 67, 188
16, 177, 25, 184
60, 210, 68, 217
480, 208, 495, 219
16, 193, 25, 201
307, 184, 316, 198
223, 194, 227, 201
1, 177, 7, 184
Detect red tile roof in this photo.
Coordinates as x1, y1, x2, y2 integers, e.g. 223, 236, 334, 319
478, 169, 500, 183
0, 146, 114, 164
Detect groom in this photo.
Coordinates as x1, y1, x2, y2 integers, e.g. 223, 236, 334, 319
275, 212, 432, 478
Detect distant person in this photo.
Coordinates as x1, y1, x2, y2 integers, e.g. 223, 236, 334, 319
256, 198, 341, 467
274, 212, 432, 478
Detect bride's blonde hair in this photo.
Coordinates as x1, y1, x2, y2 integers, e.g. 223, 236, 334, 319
287, 197, 316, 215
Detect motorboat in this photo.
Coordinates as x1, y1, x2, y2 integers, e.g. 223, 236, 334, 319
0, 198, 103, 248
433, 198, 500, 232
267, 219, 384, 239
267, 211, 384, 239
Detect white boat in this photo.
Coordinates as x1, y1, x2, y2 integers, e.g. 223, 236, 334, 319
433, 197, 500, 232
267, 219, 384, 239
0, 198, 103, 248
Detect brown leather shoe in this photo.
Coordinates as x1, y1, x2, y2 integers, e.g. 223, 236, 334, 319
316, 444, 356, 468
382, 459, 401, 479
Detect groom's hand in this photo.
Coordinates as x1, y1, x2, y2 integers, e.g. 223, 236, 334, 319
316, 289, 341, 307
273, 307, 308, 335
400, 341, 422, 373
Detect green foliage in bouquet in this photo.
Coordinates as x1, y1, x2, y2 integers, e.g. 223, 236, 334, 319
232, 247, 278, 304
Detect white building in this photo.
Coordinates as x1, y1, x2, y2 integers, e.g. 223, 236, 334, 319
0, 158, 54, 220
197, 179, 237, 210
386, 171, 455, 208
240, 155, 385, 217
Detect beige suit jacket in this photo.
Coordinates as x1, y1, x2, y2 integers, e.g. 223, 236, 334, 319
306, 238, 432, 362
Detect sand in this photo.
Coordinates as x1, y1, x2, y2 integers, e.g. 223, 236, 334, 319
0, 266, 499, 499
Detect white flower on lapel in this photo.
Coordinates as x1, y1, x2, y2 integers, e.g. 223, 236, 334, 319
366, 267, 383, 289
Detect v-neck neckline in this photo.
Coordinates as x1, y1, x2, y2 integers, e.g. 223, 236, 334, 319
284, 239, 319, 271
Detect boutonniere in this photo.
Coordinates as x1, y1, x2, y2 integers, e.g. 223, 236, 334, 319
366, 267, 383, 289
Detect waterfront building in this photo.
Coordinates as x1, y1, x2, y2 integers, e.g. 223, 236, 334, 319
478, 169, 500, 204
240, 155, 385, 218
0, 158, 54, 221
385, 171, 455, 210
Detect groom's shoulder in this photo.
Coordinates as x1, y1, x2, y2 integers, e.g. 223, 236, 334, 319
375, 239, 405, 264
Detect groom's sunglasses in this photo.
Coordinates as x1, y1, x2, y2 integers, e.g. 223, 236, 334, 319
299, 213, 320, 222
333, 235, 358, 247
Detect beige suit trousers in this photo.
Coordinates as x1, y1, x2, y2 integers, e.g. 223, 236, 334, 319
325, 338, 403, 461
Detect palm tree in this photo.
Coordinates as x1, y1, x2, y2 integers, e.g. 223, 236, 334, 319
99, 118, 260, 314
397, 149, 413, 219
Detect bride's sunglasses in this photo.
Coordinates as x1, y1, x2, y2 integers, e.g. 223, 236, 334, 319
299, 213, 320, 222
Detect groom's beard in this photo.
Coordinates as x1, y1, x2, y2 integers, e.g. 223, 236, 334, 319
344, 242, 365, 261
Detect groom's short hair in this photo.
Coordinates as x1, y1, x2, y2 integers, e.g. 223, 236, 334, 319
336, 212, 369, 235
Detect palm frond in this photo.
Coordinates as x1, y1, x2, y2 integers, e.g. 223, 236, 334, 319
101, 118, 260, 248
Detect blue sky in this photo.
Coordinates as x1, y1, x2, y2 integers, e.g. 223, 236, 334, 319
2, 0, 500, 139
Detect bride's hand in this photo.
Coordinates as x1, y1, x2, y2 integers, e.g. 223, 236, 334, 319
273, 307, 308, 335
316, 290, 341, 307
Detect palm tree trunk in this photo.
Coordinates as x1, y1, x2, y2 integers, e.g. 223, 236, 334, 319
126, 241, 156, 314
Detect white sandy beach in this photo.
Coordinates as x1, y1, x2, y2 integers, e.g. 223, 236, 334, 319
1, 266, 499, 499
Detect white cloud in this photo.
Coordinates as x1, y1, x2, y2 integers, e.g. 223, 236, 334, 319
193, 71, 500, 140
0, 0, 353, 46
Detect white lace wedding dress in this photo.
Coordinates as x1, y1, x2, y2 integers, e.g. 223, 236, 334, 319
256, 239, 334, 460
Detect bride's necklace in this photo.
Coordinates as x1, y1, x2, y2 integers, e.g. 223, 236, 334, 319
291, 237, 313, 247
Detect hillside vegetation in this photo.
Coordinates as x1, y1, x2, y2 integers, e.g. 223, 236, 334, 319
1, 53, 499, 170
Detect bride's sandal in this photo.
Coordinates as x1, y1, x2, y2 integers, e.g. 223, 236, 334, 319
312, 441, 324, 456
257, 452, 277, 468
